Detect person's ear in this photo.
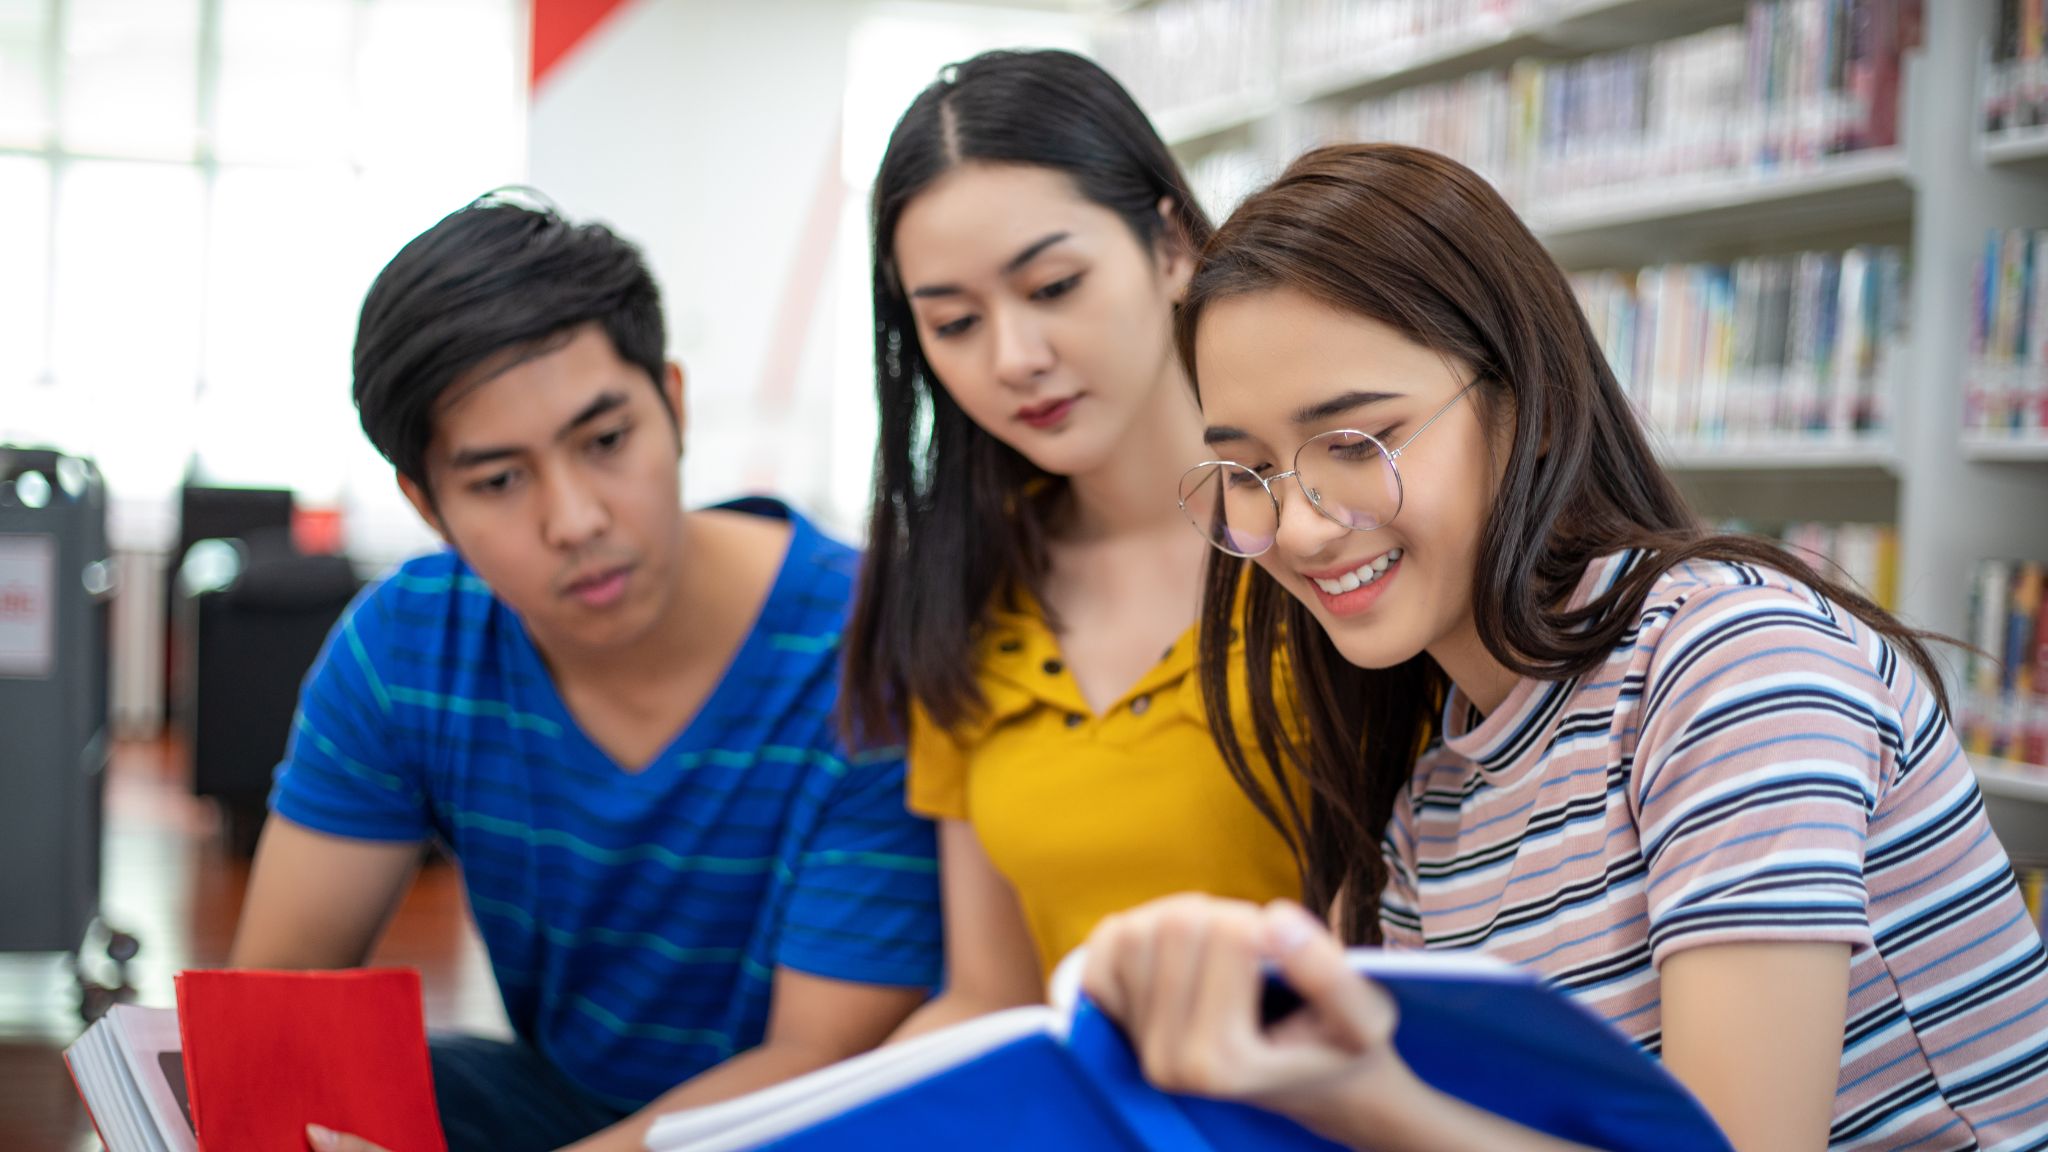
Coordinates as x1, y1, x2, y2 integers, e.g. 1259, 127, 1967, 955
397, 472, 451, 546
663, 361, 688, 451
1155, 195, 1196, 304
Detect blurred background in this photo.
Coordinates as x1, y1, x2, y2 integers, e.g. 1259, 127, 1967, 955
3, 1, 2048, 1148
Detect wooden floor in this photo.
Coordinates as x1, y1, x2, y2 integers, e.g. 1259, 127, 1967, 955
0, 737, 507, 1151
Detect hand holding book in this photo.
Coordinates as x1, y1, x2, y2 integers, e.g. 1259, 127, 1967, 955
1081, 896, 1570, 1151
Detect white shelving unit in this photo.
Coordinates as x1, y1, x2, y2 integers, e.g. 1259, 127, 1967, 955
1097, 0, 2048, 844
1983, 125, 2048, 169
1655, 440, 1900, 476
1962, 434, 2048, 463
1527, 149, 1915, 268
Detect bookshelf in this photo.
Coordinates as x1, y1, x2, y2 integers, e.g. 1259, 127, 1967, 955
1654, 441, 1900, 476
1096, 0, 2048, 844
1983, 126, 2048, 168
1527, 149, 1915, 268
1963, 435, 2048, 463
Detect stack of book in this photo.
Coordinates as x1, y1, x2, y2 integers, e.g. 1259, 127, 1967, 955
1985, 0, 2047, 135
1289, 0, 1915, 210
1964, 559, 2048, 769
1966, 228, 2048, 438
1572, 246, 1908, 449
1095, 0, 1275, 128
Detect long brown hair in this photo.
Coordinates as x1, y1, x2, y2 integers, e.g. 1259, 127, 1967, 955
1182, 144, 1951, 942
840, 49, 1213, 747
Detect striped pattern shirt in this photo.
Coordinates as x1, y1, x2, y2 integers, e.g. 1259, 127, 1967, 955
270, 498, 943, 1111
1381, 552, 2048, 1150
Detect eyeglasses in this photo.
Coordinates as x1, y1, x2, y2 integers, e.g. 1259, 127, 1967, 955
1176, 379, 1480, 558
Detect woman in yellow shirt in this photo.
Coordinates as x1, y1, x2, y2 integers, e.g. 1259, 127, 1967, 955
839, 49, 1302, 1031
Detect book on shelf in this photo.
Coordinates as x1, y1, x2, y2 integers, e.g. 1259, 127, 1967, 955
646, 948, 1731, 1152
2021, 868, 2048, 937
1095, 0, 1276, 131
1573, 245, 1906, 448
1719, 520, 1898, 611
1967, 228, 2048, 437
1282, 0, 1917, 213
1965, 559, 2048, 767
63, 968, 447, 1152
1985, 0, 2047, 135
1282, 0, 1529, 84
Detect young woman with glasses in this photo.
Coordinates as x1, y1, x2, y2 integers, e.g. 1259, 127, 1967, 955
1080, 143, 2048, 1150
839, 49, 1304, 1038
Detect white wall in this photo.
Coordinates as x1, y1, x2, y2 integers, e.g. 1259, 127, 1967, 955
529, 0, 865, 533
529, 0, 1086, 539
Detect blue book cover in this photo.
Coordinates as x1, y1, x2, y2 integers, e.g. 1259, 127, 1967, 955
646, 950, 1731, 1152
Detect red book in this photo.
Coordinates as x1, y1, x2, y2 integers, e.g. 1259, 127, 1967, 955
174, 968, 448, 1152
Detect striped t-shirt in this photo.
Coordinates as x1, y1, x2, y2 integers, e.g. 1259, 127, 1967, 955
1381, 552, 2048, 1149
271, 498, 943, 1112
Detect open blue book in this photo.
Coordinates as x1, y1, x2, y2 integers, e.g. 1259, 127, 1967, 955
647, 949, 1732, 1152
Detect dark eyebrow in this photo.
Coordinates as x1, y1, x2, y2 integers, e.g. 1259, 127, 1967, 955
907, 232, 1072, 299
446, 390, 630, 470
1202, 425, 1250, 446
1291, 390, 1405, 427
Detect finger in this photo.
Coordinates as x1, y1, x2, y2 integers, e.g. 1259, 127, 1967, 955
1081, 913, 1134, 1021
1262, 901, 1398, 1054
1173, 901, 1270, 1097
306, 1125, 391, 1152
1136, 896, 1216, 1086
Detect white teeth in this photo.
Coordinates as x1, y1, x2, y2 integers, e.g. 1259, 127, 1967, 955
1310, 548, 1403, 596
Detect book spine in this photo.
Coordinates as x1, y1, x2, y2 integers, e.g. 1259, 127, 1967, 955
1971, 561, 2014, 756
2028, 566, 2048, 766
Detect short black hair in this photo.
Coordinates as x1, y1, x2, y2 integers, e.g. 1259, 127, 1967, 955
352, 189, 668, 489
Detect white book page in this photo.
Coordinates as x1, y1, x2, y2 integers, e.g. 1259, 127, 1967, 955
646, 1006, 1056, 1152
1349, 948, 1525, 982
107, 1006, 197, 1152
74, 1024, 164, 1152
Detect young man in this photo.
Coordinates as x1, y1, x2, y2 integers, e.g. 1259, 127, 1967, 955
230, 194, 943, 1152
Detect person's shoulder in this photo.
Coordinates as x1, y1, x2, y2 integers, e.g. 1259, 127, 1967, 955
1643, 555, 1842, 630
343, 548, 497, 650
1629, 555, 1879, 691
712, 496, 862, 605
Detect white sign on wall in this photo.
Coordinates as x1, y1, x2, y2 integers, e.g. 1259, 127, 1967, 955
0, 534, 56, 679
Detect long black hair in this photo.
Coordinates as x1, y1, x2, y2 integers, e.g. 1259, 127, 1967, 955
841, 49, 1214, 745
1179, 144, 1953, 941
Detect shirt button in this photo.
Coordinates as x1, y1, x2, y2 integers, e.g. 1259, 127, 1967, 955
1042, 658, 1064, 676
1131, 695, 1151, 716
1064, 712, 1085, 728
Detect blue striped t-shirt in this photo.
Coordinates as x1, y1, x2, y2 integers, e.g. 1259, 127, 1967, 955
270, 498, 943, 1111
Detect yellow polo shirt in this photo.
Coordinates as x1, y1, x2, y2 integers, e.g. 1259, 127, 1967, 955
907, 591, 1303, 977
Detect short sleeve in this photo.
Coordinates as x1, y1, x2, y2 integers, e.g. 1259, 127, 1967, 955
905, 701, 969, 820
1631, 583, 1888, 968
777, 745, 945, 988
268, 589, 432, 843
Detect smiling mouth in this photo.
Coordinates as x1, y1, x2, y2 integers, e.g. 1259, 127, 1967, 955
1308, 547, 1403, 595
